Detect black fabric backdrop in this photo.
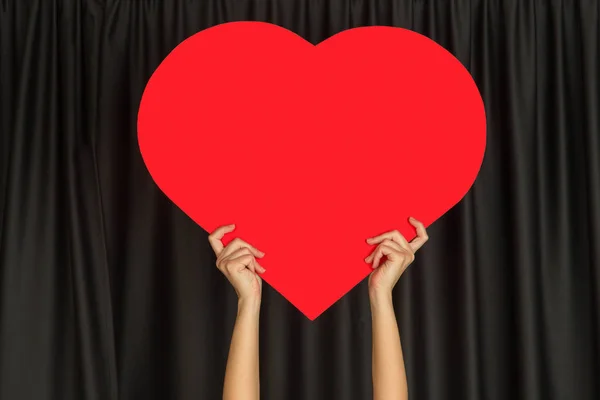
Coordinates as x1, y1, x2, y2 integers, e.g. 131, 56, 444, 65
1, 0, 599, 399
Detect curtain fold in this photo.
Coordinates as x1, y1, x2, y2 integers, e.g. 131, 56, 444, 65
1, 1, 598, 399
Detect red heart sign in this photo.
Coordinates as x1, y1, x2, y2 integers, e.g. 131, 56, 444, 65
138, 22, 486, 320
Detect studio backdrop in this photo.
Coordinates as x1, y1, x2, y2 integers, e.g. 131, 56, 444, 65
0, 0, 599, 399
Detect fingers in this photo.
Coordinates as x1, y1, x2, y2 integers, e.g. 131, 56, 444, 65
222, 247, 267, 273
218, 253, 254, 273
208, 224, 265, 259
366, 217, 429, 254
364, 239, 402, 263
370, 244, 396, 269
367, 242, 415, 269
217, 252, 266, 277
220, 237, 265, 260
250, 258, 266, 274
408, 217, 429, 252
208, 224, 236, 255
365, 219, 427, 271
367, 229, 411, 251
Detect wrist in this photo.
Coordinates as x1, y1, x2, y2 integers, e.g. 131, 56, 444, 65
369, 289, 393, 310
237, 296, 261, 315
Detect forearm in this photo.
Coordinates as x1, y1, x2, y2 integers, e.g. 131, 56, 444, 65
370, 291, 408, 400
223, 298, 261, 400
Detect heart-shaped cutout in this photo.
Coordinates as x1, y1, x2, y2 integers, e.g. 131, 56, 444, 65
138, 22, 486, 320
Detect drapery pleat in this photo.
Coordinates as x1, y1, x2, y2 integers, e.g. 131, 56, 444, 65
1, 1, 598, 399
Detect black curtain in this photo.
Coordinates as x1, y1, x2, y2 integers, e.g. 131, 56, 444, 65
1, 0, 599, 399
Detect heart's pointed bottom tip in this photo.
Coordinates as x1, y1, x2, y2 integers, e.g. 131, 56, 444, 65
304, 311, 324, 321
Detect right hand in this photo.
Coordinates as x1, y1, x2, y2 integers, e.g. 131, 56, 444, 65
208, 224, 266, 303
365, 217, 429, 297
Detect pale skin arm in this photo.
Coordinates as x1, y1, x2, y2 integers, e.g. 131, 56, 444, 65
365, 217, 429, 400
208, 224, 266, 400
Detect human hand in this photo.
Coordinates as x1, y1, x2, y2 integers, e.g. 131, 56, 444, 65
365, 217, 429, 298
208, 224, 266, 304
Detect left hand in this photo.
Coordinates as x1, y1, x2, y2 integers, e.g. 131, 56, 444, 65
365, 217, 429, 296
208, 224, 265, 304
